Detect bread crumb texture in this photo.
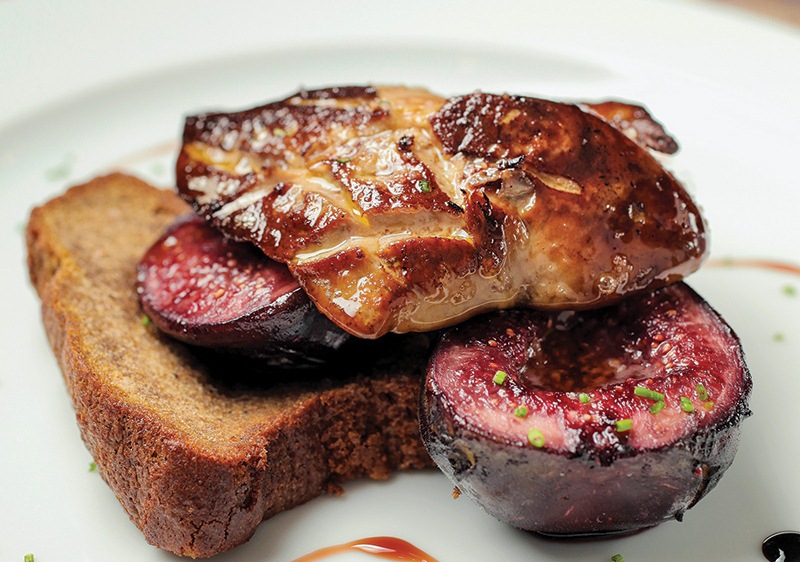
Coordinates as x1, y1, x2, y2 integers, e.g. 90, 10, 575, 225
26, 173, 431, 558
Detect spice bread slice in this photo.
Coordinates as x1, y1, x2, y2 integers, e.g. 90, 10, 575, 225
25, 173, 432, 558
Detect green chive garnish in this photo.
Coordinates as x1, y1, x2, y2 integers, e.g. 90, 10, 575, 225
150, 161, 166, 177
578, 393, 591, 404
703, 400, 715, 410
336, 157, 351, 163
417, 179, 431, 193
680, 396, 695, 413
493, 370, 508, 385
88, 462, 97, 472
783, 284, 797, 297
44, 154, 75, 181
696, 383, 709, 401
527, 428, 545, 448
634, 386, 665, 402
514, 406, 528, 418
649, 400, 666, 415
24, 555, 35, 562
141, 315, 151, 327
615, 419, 633, 432
611, 555, 624, 562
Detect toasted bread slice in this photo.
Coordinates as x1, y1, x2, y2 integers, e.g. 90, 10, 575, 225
25, 173, 431, 558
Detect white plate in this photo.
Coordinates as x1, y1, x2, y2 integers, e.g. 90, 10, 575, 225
2, 1, 799, 561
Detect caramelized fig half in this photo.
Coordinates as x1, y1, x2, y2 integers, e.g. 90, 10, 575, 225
420, 283, 751, 536
137, 214, 350, 367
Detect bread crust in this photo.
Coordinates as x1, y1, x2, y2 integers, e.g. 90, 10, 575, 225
26, 173, 431, 558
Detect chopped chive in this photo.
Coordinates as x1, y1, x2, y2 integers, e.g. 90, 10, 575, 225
615, 419, 633, 432
680, 396, 695, 413
611, 555, 624, 562
24, 555, 35, 562
417, 179, 431, 193
649, 400, 666, 415
141, 315, 151, 327
88, 461, 97, 472
493, 370, 508, 385
634, 386, 665, 402
703, 400, 715, 410
782, 284, 797, 297
696, 383, 709, 401
335, 157, 351, 163
578, 393, 591, 404
150, 161, 166, 177
527, 428, 545, 448
44, 154, 75, 181
514, 405, 529, 418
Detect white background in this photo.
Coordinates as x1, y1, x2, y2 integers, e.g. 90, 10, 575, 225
1, 1, 799, 561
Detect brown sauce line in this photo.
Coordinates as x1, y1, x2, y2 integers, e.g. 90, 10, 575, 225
705, 258, 800, 277
292, 536, 438, 562
111, 139, 180, 168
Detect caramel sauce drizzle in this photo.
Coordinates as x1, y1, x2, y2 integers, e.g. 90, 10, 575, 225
292, 536, 438, 562
706, 258, 800, 276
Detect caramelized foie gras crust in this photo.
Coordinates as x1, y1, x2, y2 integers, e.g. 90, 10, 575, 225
177, 86, 706, 338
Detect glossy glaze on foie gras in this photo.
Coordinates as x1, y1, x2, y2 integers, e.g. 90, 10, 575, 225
177, 86, 705, 338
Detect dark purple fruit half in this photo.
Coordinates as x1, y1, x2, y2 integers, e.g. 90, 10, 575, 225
137, 214, 349, 367
420, 282, 751, 536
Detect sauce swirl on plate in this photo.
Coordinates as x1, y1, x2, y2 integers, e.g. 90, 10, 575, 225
292, 536, 437, 562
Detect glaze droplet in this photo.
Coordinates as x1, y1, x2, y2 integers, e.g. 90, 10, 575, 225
763, 531, 800, 562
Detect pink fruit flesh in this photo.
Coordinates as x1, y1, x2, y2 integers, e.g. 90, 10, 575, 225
137, 214, 349, 365
421, 283, 751, 536
139, 215, 298, 324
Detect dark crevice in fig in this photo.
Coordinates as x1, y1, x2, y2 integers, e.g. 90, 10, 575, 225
151, 327, 435, 397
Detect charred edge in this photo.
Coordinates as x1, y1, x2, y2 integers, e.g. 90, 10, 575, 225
397, 135, 415, 151
446, 201, 465, 214
499, 155, 526, 169
296, 85, 378, 101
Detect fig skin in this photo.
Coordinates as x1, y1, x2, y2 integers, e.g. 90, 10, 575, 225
137, 214, 350, 367
420, 283, 752, 536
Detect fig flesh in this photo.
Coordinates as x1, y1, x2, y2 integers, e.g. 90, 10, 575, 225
420, 283, 751, 536
137, 214, 349, 367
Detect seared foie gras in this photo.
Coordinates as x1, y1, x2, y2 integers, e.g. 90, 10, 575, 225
177, 86, 705, 338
